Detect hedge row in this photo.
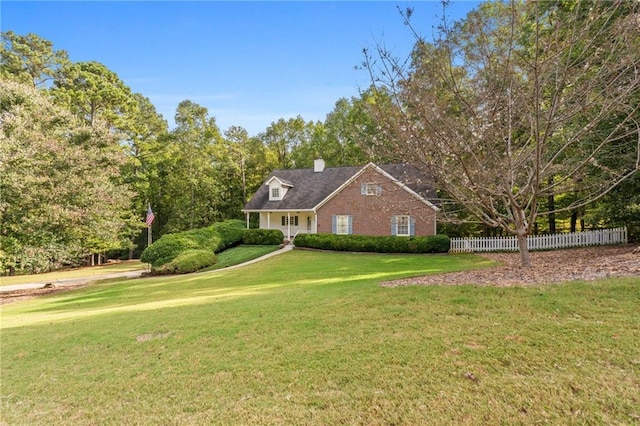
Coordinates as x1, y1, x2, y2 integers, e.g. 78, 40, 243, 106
242, 229, 284, 245
294, 233, 450, 253
140, 219, 245, 272
153, 249, 217, 275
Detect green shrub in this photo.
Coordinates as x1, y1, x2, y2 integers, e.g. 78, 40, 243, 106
140, 220, 246, 272
140, 234, 203, 267
211, 219, 246, 251
179, 228, 221, 252
423, 234, 451, 253
242, 229, 284, 245
155, 249, 217, 275
293, 233, 450, 254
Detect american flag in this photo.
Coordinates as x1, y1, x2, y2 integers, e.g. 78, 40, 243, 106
146, 206, 155, 227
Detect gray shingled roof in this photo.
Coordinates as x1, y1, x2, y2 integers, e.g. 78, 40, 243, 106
378, 163, 437, 201
243, 163, 436, 211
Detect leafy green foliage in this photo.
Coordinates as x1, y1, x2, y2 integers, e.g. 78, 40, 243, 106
320, 89, 398, 166
140, 220, 245, 272
212, 219, 246, 251
146, 101, 233, 235
583, 174, 640, 242
0, 80, 135, 273
0, 31, 69, 88
294, 233, 450, 253
140, 234, 203, 267
242, 229, 284, 245
52, 60, 138, 130
154, 249, 217, 275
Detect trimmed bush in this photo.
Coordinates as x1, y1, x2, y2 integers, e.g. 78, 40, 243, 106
211, 219, 246, 251
242, 229, 284, 245
294, 233, 450, 254
140, 234, 203, 267
140, 219, 246, 272
155, 249, 217, 275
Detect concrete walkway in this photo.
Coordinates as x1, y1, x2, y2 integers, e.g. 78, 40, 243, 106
0, 244, 294, 293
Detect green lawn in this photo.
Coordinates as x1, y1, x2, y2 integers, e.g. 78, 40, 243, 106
204, 245, 282, 270
1, 250, 638, 425
0, 260, 145, 286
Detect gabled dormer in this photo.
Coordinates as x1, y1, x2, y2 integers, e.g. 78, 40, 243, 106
265, 176, 293, 201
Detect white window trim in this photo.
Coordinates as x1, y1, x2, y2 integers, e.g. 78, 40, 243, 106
365, 183, 376, 195
396, 215, 410, 236
281, 215, 299, 226
363, 182, 382, 196
336, 215, 350, 235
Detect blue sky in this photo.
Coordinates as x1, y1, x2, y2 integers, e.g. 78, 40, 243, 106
2, 1, 479, 136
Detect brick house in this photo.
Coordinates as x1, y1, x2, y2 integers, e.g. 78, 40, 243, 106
242, 159, 439, 241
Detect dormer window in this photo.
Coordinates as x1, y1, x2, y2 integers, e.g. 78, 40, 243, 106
266, 176, 292, 201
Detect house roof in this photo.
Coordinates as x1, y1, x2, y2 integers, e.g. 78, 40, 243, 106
243, 162, 437, 212
265, 176, 294, 187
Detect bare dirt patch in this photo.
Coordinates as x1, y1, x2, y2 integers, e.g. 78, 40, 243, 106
381, 245, 640, 287
0, 283, 88, 305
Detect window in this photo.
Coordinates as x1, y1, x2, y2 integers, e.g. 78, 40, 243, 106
281, 216, 298, 226
271, 188, 280, 199
335, 215, 350, 235
361, 182, 382, 196
396, 215, 410, 236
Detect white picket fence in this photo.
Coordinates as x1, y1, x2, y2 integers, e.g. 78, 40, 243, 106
450, 227, 628, 253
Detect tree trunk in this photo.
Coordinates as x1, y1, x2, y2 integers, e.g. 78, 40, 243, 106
513, 206, 531, 267
547, 184, 556, 234
517, 233, 531, 267
570, 211, 578, 233
241, 156, 247, 205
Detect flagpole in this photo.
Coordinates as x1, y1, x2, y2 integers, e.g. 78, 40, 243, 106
146, 204, 154, 248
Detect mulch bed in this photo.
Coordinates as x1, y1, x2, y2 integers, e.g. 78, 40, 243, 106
380, 245, 640, 287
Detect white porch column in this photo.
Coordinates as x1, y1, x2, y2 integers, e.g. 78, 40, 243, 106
287, 212, 291, 241
433, 213, 437, 235
267, 212, 271, 229
245, 212, 249, 229
314, 212, 318, 233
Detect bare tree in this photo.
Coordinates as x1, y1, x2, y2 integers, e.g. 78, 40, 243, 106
364, 0, 640, 266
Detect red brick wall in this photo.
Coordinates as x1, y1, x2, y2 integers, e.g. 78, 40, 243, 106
317, 167, 437, 236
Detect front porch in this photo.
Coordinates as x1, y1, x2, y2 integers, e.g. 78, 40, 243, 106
244, 211, 317, 241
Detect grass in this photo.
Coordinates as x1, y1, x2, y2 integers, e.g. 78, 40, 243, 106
204, 244, 281, 270
0, 260, 145, 286
1, 250, 638, 425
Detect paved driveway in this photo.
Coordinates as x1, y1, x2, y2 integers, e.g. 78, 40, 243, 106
0, 270, 146, 292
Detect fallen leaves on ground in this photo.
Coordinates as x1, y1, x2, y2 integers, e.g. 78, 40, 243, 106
381, 245, 640, 287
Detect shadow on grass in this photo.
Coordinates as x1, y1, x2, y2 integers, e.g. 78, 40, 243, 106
3, 251, 494, 329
